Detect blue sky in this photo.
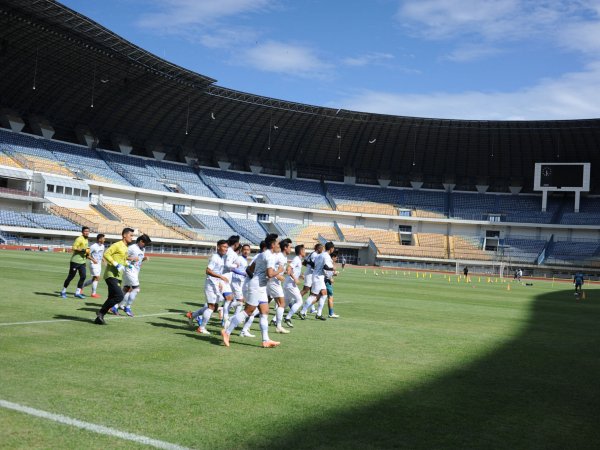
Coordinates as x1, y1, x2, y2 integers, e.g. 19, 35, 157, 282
61, 0, 600, 120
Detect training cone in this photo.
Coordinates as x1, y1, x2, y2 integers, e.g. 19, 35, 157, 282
507, 284, 511, 291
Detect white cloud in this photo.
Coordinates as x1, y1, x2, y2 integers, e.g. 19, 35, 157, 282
443, 44, 503, 62
336, 61, 600, 120
237, 41, 333, 79
137, 0, 272, 30
397, 0, 600, 59
342, 52, 394, 67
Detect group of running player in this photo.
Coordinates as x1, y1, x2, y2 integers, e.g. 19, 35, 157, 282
60, 226, 152, 324
186, 233, 340, 348
60, 227, 340, 341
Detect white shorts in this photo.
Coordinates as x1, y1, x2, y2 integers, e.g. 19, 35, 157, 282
221, 273, 232, 294
246, 286, 268, 307
284, 284, 302, 307
205, 282, 221, 305
123, 272, 140, 288
267, 282, 284, 299
89, 263, 102, 277
231, 281, 244, 300
310, 275, 325, 295
304, 273, 313, 288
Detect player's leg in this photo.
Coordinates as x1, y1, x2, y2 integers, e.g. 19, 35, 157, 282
61, 262, 79, 297
198, 285, 219, 335
327, 283, 339, 318
74, 264, 87, 298
95, 278, 124, 324
284, 286, 303, 327
315, 289, 328, 320
222, 300, 257, 346
259, 299, 280, 348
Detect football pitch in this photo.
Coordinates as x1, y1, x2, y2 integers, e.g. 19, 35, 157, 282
1, 250, 599, 449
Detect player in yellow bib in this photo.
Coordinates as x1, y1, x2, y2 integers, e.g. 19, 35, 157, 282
94, 227, 135, 325
60, 226, 96, 299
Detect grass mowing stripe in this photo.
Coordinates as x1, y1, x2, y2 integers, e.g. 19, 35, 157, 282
0, 399, 192, 450
0, 312, 182, 327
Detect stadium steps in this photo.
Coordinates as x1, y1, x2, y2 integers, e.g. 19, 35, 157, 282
93, 202, 120, 221
198, 170, 227, 198
135, 202, 198, 240
176, 213, 199, 229
333, 221, 345, 241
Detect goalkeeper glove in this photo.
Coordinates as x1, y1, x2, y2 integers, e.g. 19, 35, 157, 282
115, 263, 125, 272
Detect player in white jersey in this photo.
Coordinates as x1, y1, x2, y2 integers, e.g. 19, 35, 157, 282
109, 234, 152, 317
325, 252, 340, 318
268, 238, 292, 334
301, 243, 322, 296
236, 241, 266, 338
229, 244, 251, 315
283, 244, 306, 328
221, 235, 243, 325
83, 234, 105, 298
221, 234, 281, 348
187, 240, 230, 335
300, 241, 335, 320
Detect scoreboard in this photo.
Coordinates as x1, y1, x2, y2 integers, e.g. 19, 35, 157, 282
534, 163, 590, 192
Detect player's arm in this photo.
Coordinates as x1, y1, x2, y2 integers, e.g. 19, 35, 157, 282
103, 245, 125, 271
206, 266, 228, 282
246, 261, 256, 278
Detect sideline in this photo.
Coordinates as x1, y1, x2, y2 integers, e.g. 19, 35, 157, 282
0, 399, 192, 450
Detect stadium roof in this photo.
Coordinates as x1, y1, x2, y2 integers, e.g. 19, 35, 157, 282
1, 0, 599, 191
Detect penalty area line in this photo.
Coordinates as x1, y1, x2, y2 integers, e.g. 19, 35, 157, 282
0, 312, 182, 327
0, 399, 192, 450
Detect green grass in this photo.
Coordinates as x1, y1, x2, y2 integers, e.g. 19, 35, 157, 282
1, 250, 599, 449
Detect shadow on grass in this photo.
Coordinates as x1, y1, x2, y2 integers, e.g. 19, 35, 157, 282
84, 302, 102, 307
166, 308, 187, 314
34, 291, 63, 297
77, 307, 100, 313
53, 314, 94, 324
183, 302, 204, 307
251, 289, 600, 449
174, 331, 258, 348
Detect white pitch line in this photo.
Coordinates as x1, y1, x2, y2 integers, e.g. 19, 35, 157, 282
0, 312, 182, 327
0, 399, 192, 450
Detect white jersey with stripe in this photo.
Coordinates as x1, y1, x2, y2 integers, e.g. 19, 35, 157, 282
124, 244, 145, 277
267, 252, 287, 287
205, 252, 226, 287
312, 252, 332, 277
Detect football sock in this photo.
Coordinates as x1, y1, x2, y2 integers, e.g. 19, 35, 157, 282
287, 301, 302, 320
260, 313, 270, 342
301, 295, 316, 314
276, 306, 284, 326
317, 297, 326, 316
227, 310, 248, 335
119, 292, 130, 309
201, 308, 213, 329
75, 288, 81, 295
222, 300, 232, 321
241, 309, 259, 333
126, 289, 139, 307
329, 306, 334, 316
91, 280, 98, 294
192, 306, 207, 319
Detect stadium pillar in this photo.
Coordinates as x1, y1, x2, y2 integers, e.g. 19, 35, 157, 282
344, 175, 356, 185
541, 191, 548, 212
0, 109, 25, 132
378, 178, 391, 187
476, 185, 489, 193
112, 135, 132, 155
249, 165, 263, 174
443, 183, 455, 192
28, 115, 55, 139
218, 161, 231, 170
574, 191, 581, 213
152, 151, 166, 161
74, 126, 97, 148
410, 181, 423, 190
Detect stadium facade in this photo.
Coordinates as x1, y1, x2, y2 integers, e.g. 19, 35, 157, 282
0, 0, 598, 276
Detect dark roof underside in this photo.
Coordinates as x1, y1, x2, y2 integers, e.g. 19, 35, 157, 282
1, 0, 599, 192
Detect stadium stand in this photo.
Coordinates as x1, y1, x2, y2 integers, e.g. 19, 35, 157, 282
451, 235, 494, 261
544, 240, 600, 266
101, 203, 190, 240
501, 236, 548, 264
50, 205, 126, 235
